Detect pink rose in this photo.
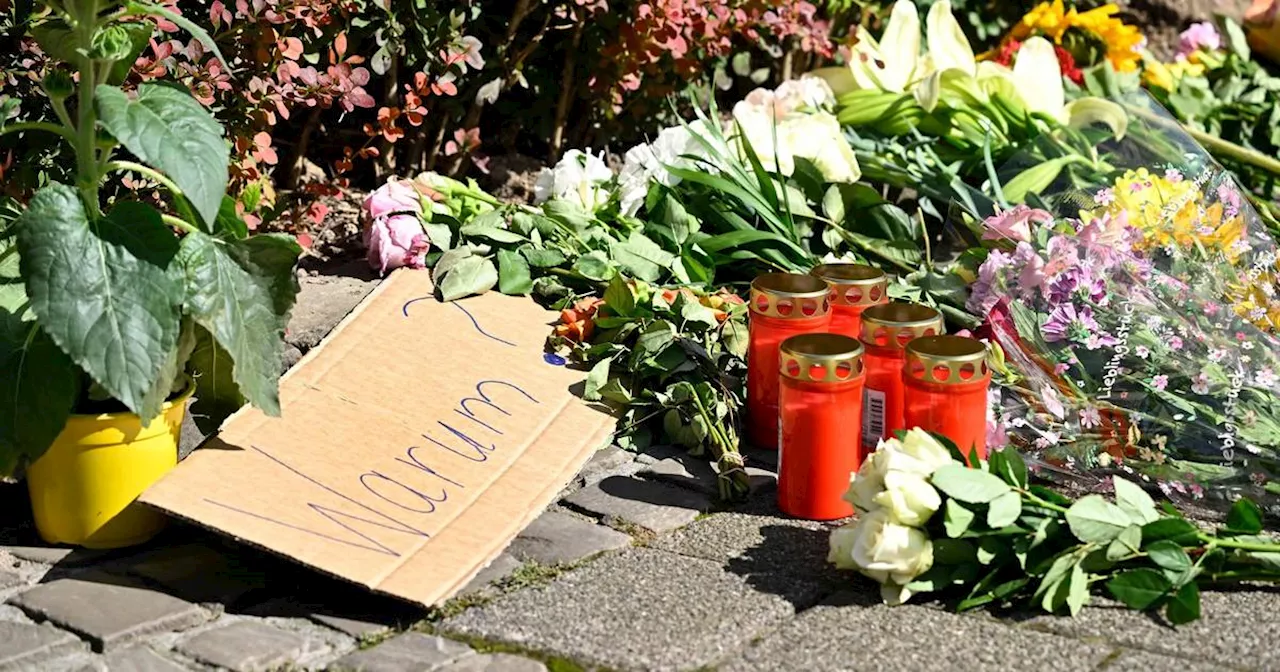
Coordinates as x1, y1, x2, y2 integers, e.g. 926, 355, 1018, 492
982, 204, 1052, 244
1178, 21, 1221, 58
365, 214, 430, 275
363, 179, 421, 220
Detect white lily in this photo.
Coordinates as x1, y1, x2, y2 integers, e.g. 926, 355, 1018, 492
847, 1, 927, 94
1010, 37, 1128, 138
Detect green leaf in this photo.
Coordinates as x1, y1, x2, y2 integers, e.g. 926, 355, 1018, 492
1001, 155, 1084, 203
521, 246, 566, 268
1113, 477, 1159, 525
931, 463, 1011, 504
976, 537, 1004, 564
933, 538, 978, 565
1166, 581, 1201, 624
95, 83, 229, 227
610, 232, 675, 283
1106, 525, 1143, 561
1226, 497, 1263, 534
603, 275, 636, 317
583, 357, 613, 402
1066, 563, 1089, 616
496, 249, 532, 295
572, 250, 616, 282
0, 313, 79, 475
1223, 17, 1251, 61
542, 199, 593, 232
630, 320, 676, 365
18, 189, 183, 418
1034, 552, 1078, 609
1065, 495, 1132, 544
30, 19, 82, 65
177, 231, 298, 417
188, 324, 244, 434
1107, 568, 1172, 610
1028, 485, 1073, 508
944, 498, 977, 537
1146, 540, 1193, 575
1141, 518, 1201, 546
438, 256, 498, 302
992, 448, 1028, 488
0, 239, 25, 314
986, 490, 1022, 528
213, 196, 249, 240
461, 223, 526, 245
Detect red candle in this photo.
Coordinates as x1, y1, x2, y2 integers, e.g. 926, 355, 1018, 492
903, 335, 992, 463
859, 302, 943, 453
747, 273, 831, 450
811, 263, 888, 340
777, 334, 866, 520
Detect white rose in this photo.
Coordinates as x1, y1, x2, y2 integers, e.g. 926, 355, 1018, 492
843, 440, 934, 513
848, 508, 934, 585
774, 75, 836, 113
898, 428, 954, 474
782, 113, 861, 184
827, 524, 861, 570
872, 470, 941, 527
533, 149, 613, 210
731, 100, 795, 176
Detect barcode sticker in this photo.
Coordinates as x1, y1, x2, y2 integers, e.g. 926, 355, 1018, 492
862, 388, 886, 449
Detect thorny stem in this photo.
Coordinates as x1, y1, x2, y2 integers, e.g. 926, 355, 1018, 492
690, 390, 749, 500
1198, 534, 1280, 554
1017, 488, 1071, 514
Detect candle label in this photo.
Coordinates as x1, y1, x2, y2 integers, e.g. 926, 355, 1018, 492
862, 388, 886, 448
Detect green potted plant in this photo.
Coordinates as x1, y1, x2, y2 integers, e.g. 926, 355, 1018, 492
0, 0, 300, 547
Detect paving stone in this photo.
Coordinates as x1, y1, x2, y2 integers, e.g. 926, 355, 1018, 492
2, 546, 106, 566
649, 509, 847, 595
437, 653, 547, 672
576, 446, 637, 485
562, 476, 711, 533
0, 621, 84, 670
0, 571, 22, 590
124, 543, 269, 605
287, 266, 380, 351
639, 455, 720, 495
443, 548, 826, 672
507, 511, 631, 566
8, 573, 207, 652
460, 553, 522, 595
1020, 589, 1280, 669
176, 621, 306, 672
82, 646, 189, 672
631, 445, 684, 466
330, 632, 473, 672
309, 613, 393, 639
1099, 650, 1231, 672
719, 592, 1113, 672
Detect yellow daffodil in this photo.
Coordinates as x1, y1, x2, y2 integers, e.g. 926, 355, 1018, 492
1089, 168, 1245, 259
1142, 58, 1206, 92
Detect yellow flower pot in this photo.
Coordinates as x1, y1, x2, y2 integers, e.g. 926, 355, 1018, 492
26, 383, 193, 549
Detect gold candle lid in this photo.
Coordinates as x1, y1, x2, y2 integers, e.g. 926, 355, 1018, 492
860, 302, 944, 349
780, 333, 865, 383
811, 263, 888, 308
905, 335, 989, 385
750, 273, 831, 320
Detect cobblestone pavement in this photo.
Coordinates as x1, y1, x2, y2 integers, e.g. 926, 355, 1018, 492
2, 267, 1275, 671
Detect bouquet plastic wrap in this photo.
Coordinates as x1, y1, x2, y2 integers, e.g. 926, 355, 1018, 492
968, 95, 1280, 512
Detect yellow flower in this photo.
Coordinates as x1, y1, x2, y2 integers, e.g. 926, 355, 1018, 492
1006, 1, 1144, 73
1142, 59, 1206, 91
1072, 4, 1144, 72
1228, 265, 1280, 331
1090, 168, 1245, 260
1011, 0, 1070, 42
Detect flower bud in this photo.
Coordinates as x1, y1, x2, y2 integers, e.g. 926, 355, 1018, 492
42, 69, 74, 100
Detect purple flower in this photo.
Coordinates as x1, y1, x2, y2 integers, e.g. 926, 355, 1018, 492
981, 204, 1052, 243
1191, 373, 1210, 394
1178, 21, 1221, 59
1079, 406, 1101, 428
1094, 187, 1115, 205
1218, 183, 1242, 218
1151, 375, 1169, 391
1164, 168, 1184, 183
365, 214, 430, 275
966, 249, 1012, 315
1013, 242, 1046, 297
1042, 303, 1097, 343
1169, 336, 1184, 350
1041, 385, 1066, 420
1257, 367, 1278, 387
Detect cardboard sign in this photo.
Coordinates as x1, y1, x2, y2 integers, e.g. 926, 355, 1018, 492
142, 270, 615, 606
